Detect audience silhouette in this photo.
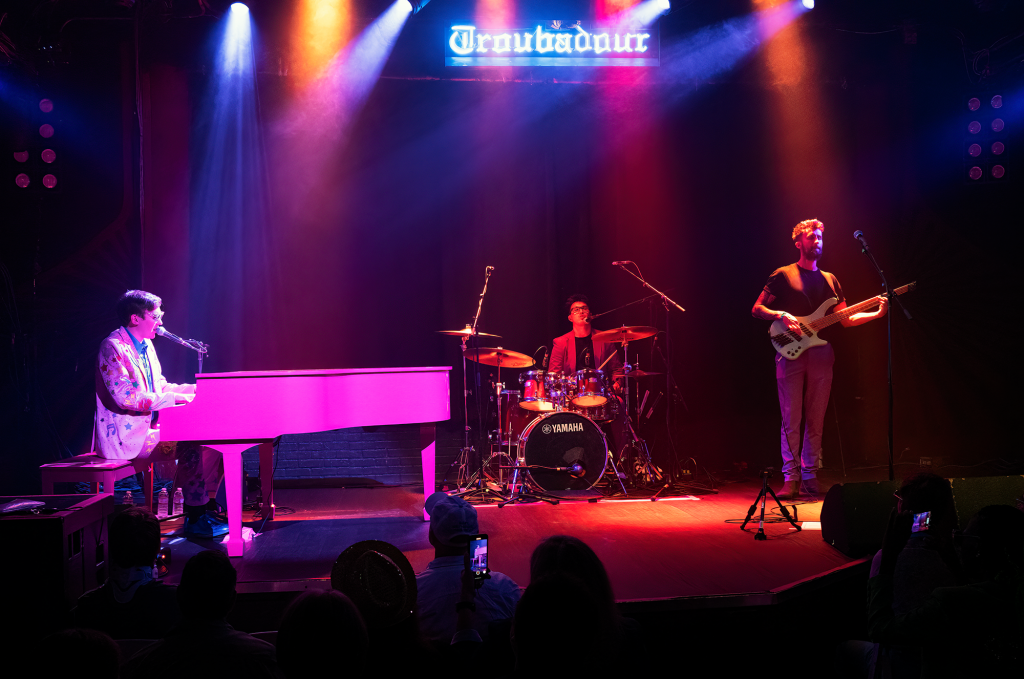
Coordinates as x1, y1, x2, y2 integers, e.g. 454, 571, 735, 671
276, 589, 368, 678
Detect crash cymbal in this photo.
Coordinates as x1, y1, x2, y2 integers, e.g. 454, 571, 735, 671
592, 326, 658, 343
437, 326, 502, 338
463, 347, 535, 369
611, 369, 663, 379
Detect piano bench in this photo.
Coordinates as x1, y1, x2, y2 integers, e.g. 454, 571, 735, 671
40, 454, 153, 510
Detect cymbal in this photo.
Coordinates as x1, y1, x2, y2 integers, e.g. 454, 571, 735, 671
611, 369, 663, 379
437, 327, 502, 338
592, 326, 658, 343
463, 347, 535, 369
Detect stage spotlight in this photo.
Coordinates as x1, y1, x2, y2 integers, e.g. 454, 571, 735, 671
40, 124, 54, 138
992, 165, 1005, 179
967, 97, 981, 111
612, 0, 672, 27
991, 94, 1002, 109
15, 173, 30, 188
968, 166, 983, 181
408, 0, 431, 14
42, 174, 57, 188
230, 2, 249, 12
801, 0, 814, 9
39, 98, 54, 113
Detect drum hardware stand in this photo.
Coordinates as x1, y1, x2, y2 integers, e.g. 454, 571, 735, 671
496, 460, 562, 507
612, 263, 695, 499
454, 266, 508, 504
741, 468, 800, 540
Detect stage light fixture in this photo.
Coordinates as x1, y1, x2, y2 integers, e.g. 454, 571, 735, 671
967, 97, 981, 111
968, 166, 983, 180
992, 141, 1004, 155
991, 95, 1002, 109
14, 151, 29, 163
968, 143, 982, 157
39, 99, 54, 113
963, 93, 1008, 184
15, 173, 30, 188
40, 124, 54, 138
991, 118, 1004, 132
230, 2, 249, 12
992, 165, 1005, 179
408, 0, 431, 14
42, 149, 56, 163
801, 0, 814, 9
42, 174, 57, 188
967, 120, 981, 134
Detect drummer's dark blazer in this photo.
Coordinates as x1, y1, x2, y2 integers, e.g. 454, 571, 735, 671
549, 330, 622, 376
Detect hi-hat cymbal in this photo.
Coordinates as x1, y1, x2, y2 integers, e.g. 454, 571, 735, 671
437, 327, 502, 338
592, 326, 658, 343
463, 347, 535, 369
611, 369, 663, 379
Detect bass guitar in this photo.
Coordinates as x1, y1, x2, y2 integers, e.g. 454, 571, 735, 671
769, 282, 916, 359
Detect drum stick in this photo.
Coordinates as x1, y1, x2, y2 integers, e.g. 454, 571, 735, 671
598, 352, 615, 371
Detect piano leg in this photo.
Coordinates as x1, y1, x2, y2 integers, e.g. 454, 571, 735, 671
420, 423, 436, 521
208, 443, 251, 557
259, 440, 275, 521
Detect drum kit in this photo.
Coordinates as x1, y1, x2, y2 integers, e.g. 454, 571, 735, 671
438, 323, 665, 502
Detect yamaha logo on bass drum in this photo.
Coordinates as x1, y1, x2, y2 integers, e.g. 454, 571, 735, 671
541, 422, 585, 435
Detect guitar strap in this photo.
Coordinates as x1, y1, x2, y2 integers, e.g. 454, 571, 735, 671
821, 270, 839, 300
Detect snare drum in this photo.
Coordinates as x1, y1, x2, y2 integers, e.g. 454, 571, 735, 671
520, 370, 556, 412
519, 411, 608, 491
569, 395, 621, 423
571, 369, 608, 407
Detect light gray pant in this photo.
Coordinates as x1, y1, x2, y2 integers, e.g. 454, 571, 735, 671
776, 344, 834, 481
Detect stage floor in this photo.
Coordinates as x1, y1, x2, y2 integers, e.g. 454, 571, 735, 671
158, 473, 863, 604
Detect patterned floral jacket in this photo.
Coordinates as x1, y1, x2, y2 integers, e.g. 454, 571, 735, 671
93, 327, 187, 460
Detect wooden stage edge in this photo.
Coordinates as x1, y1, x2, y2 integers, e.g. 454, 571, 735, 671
153, 474, 875, 613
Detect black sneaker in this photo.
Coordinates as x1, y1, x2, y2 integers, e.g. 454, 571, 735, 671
183, 513, 229, 538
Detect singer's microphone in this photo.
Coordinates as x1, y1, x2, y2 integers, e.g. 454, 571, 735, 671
155, 327, 191, 348
853, 230, 868, 247
611, 260, 633, 266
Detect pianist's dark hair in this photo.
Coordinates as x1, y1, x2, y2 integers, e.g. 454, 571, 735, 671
116, 290, 162, 326
565, 293, 590, 313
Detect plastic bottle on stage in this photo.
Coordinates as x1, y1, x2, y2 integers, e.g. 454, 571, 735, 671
157, 488, 169, 517
122, 490, 133, 506
172, 488, 184, 516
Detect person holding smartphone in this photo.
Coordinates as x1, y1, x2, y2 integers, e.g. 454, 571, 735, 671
415, 493, 521, 646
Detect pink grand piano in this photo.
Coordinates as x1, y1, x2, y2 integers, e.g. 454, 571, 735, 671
158, 366, 451, 556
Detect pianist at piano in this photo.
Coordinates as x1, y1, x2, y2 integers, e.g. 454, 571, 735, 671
93, 290, 228, 538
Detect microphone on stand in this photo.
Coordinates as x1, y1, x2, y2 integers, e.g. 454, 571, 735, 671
853, 230, 869, 248
156, 327, 205, 353
611, 260, 633, 266
485, 265, 495, 273
567, 462, 586, 478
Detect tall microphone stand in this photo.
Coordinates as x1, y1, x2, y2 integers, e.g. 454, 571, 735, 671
612, 264, 694, 497
854, 231, 912, 483
454, 267, 506, 504
157, 329, 208, 376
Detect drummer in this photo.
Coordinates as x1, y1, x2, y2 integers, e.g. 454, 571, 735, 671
549, 294, 623, 380
549, 294, 629, 463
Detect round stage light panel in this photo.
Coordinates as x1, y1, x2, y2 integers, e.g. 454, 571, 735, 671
40, 124, 54, 138
43, 174, 58, 188
990, 95, 1002, 109
968, 143, 982, 157
967, 97, 981, 111
992, 165, 1005, 179
39, 99, 54, 113
968, 166, 983, 180
14, 151, 29, 163
42, 149, 56, 163
968, 121, 981, 134
991, 142, 1004, 155
991, 118, 1004, 132
16, 173, 30, 188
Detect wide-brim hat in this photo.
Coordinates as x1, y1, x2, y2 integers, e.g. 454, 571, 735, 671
331, 540, 417, 629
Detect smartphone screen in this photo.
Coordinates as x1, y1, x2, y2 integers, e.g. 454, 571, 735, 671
468, 534, 488, 579
911, 511, 931, 533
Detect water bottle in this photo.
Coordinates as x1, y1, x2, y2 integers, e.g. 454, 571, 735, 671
122, 490, 133, 506
157, 488, 169, 517
172, 488, 184, 516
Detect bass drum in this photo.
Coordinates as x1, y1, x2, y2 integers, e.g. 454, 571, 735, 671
520, 411, 608, 491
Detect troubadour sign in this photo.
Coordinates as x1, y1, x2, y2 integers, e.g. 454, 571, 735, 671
445, 22, 661, 67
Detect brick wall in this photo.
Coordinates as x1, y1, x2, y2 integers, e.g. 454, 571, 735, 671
240, 421, 466, 489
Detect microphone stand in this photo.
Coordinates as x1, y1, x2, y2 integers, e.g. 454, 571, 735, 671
855, 235, 912, 483
612, 264, 696, 498
454, 267, 507, 504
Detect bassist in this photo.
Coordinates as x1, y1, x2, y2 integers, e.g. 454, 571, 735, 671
751, 219, 887, 499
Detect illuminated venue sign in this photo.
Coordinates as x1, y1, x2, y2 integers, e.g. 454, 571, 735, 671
446, 23, 660, 67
